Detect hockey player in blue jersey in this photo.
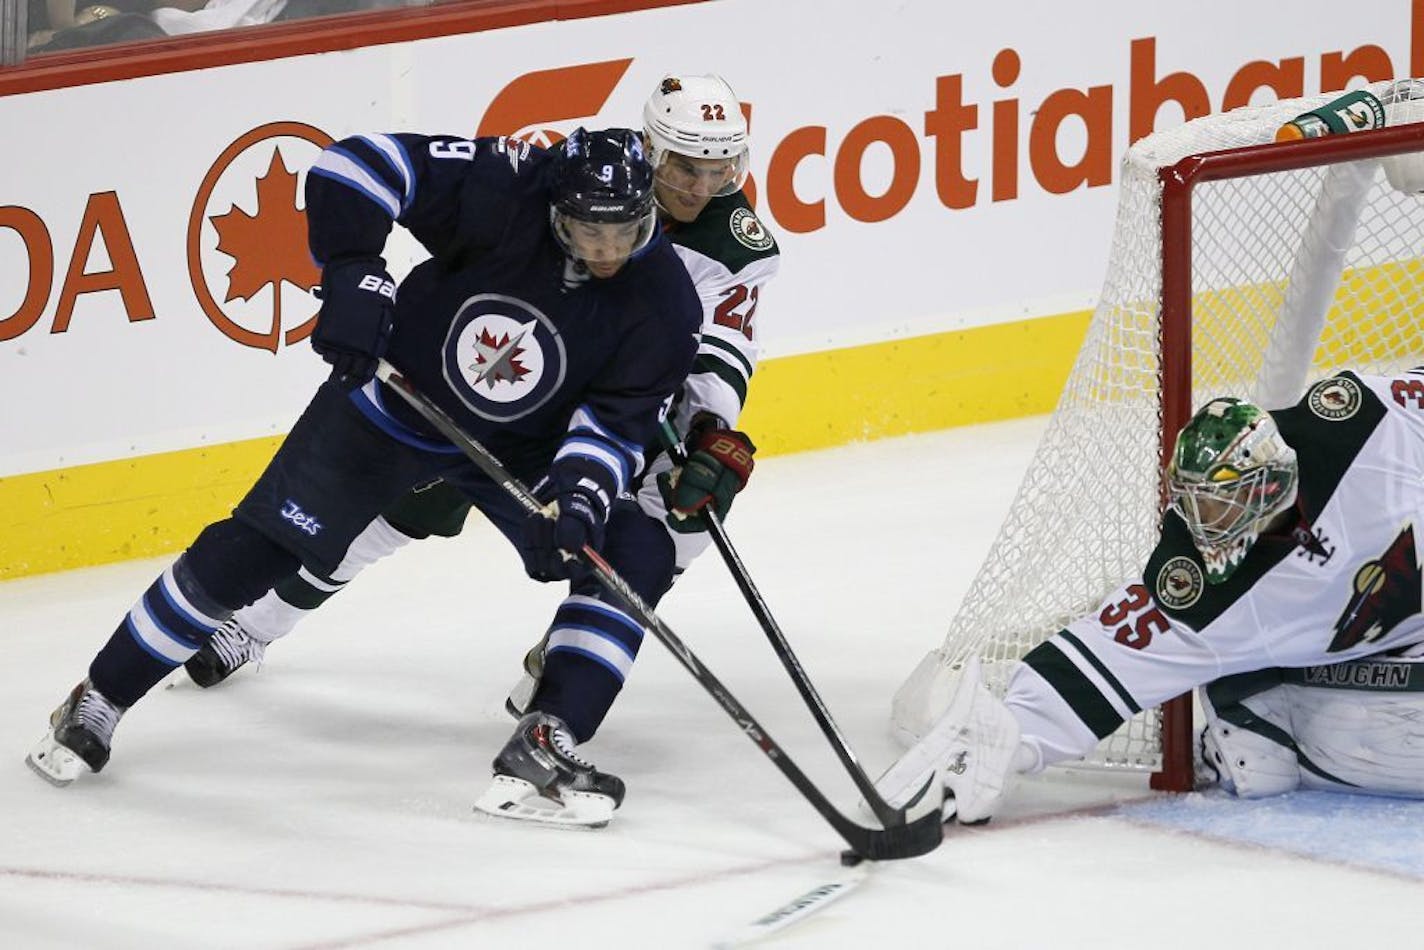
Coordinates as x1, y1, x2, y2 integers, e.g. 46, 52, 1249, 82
176, 75, 778, 826
26, 126, 703, 814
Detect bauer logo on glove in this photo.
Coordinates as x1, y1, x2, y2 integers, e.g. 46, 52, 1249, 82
658, 423, 756, 532
356, 274, 397, 298
310, 257, 397, 391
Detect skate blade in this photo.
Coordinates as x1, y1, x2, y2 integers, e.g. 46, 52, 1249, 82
25, 731, 84, 787
473, 775, 615, 829
163, 667, 202, 691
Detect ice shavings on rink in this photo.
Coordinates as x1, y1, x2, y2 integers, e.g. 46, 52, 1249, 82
1114, 789, 1424, 878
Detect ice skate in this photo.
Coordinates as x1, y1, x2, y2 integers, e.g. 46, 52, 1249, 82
503, 636, 547, 719
873, 656, 1021, 824
474, 711, 624, 828
184, 618, 267, 688
26, 679, 127, 787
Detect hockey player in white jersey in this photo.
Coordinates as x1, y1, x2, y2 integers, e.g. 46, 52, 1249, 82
878, 370, 1424, 822
180, 74, 779, 826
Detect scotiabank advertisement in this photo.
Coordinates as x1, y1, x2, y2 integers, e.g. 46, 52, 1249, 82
1, 0, 1421, 476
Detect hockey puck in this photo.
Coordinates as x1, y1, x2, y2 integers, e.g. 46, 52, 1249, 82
839, 850, 865, 867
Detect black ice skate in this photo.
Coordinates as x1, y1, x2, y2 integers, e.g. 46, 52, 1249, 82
26, 679, 127, 786
185, 618, 267, 687
474, 711, 624, 828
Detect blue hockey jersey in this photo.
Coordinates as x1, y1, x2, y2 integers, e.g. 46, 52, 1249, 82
304, 132, 701, 493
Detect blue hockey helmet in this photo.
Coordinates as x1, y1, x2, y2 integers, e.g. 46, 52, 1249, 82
549, 127, 658, 277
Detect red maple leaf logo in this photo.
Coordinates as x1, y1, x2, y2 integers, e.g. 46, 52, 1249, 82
471, 327, 531, 387
210, 149, 320, 308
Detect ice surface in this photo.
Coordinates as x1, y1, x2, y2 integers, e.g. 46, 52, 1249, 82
2, 418, 1420, 948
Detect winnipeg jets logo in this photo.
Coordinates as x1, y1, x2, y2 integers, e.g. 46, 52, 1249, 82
443, 294, 566, 422
468, 321, 536, 389
279, 499, 322, 536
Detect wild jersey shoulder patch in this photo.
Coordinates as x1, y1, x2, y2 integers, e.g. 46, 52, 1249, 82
1156, 556, 1204, 610
729, 207, 775, 251
1306, 376, 1363, 421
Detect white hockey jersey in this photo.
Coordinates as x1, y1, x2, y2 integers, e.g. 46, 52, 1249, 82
662, 191, 779, 437
1007, 370, 1424, 766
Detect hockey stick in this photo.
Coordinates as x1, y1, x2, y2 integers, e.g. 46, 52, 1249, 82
657, 422, 909, 829
712, 860, 871, 948
374, 360, 943, 861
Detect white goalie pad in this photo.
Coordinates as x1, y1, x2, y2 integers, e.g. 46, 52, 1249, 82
1197, 682, 1301, 799
1202, 659, 1424, 799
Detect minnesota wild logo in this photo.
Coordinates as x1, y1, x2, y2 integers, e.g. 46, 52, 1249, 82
730, 207, 774, 251
1306, 376, 1362, 421
1156, 556, 1204, 610
1328, 524, 1422, 652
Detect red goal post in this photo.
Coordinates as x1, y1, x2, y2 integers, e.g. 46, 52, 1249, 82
893, 81, 1424, 793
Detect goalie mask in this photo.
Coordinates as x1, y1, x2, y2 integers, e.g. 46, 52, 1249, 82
1167, 397, 1298, 584
548, 127, 658, 278
643, 74, 750, 220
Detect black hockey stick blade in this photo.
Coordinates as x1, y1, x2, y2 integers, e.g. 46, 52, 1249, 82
374, 361, 946, 861
838, 774, 944, 861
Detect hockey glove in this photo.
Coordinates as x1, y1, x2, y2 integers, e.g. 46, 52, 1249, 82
519, 462, 611, 583
657, 418, 756, 533
311, 258, 396, 390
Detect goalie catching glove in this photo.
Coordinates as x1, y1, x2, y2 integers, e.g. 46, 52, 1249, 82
658, 416, 756, 532
311, 257, 396, 390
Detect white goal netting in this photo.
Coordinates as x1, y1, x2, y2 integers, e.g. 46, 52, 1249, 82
892, 80, 1424, 780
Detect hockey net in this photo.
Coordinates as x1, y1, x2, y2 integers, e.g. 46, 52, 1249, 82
892, 80, 1424, 791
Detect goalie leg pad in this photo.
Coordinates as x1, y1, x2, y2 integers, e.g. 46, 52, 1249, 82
472, 775, 616, 829
1198, 680, 1301, 798
1293, 694, 1424, 796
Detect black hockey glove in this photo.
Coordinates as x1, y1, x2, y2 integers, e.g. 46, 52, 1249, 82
657, 417, 756, 533
519, 462, 611, 583
311, 258, 396, 390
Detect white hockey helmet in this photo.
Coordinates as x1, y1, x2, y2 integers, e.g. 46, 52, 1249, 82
642, 74, 750, 198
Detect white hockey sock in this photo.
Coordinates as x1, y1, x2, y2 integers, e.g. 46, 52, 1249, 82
331, 516, 414, 582
232, 588, 316, 644
232, 516, 414, 643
